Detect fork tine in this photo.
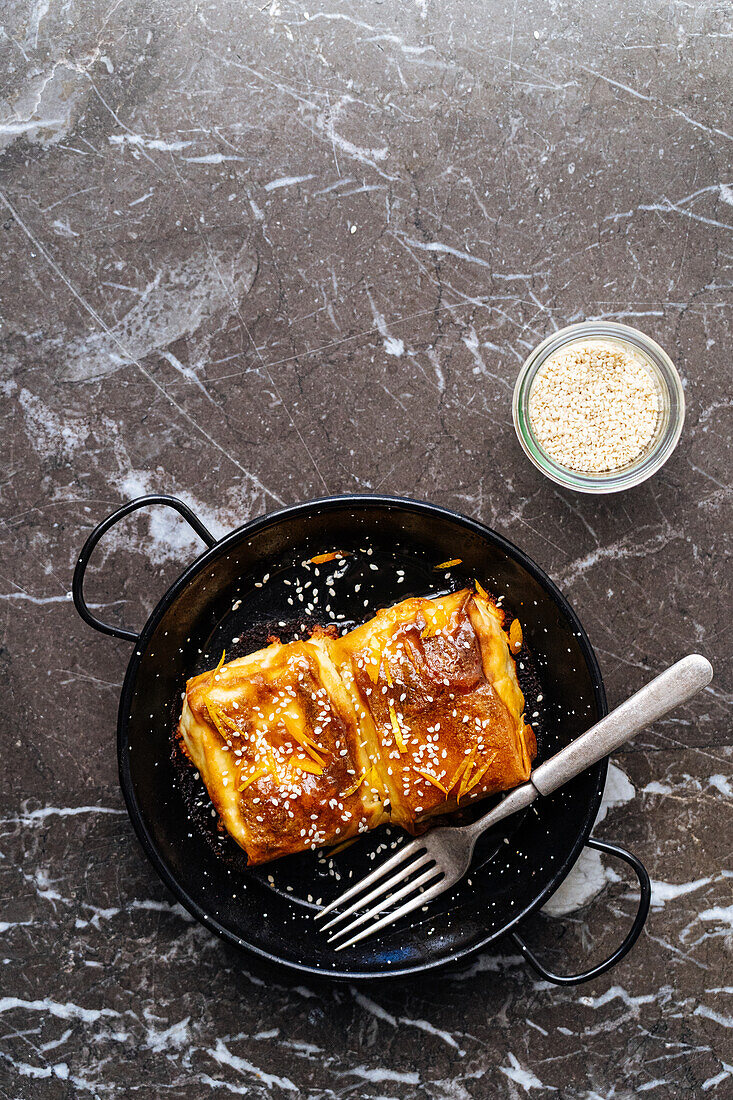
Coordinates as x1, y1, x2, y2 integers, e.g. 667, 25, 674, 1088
320, 851, 432, 932
327, 865, 440, 943
334, 873, 447, 951
313, 839, 425, 921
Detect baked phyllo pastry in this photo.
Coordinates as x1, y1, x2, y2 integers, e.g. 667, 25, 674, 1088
178, 588, 536, 865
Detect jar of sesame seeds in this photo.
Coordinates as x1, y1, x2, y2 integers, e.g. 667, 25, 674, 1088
512, 321, 685, 493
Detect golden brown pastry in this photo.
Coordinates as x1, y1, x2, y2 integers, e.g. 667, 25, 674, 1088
178, 587, 536, 864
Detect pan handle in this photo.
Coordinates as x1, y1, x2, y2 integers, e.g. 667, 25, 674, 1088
510, 836, 651, 986
72, 494, 217, 643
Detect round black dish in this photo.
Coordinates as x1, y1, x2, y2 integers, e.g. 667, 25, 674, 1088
73, 495, 650, 983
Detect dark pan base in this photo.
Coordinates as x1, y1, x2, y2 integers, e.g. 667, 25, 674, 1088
113, 497, 608, 978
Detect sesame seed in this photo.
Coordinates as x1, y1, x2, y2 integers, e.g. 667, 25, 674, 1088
528, 340, 660, 473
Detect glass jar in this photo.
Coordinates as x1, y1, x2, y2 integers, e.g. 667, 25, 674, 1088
512, 321, 685, 494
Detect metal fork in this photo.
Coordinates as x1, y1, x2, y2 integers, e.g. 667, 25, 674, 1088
315, 653, 712, 950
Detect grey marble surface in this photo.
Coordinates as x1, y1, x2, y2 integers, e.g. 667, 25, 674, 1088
1, 0, 732, 1096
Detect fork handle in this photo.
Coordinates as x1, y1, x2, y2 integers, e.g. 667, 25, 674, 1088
530, 653, 713, 797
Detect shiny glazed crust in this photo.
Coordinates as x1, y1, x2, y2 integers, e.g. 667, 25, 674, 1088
178, 588, 536, 864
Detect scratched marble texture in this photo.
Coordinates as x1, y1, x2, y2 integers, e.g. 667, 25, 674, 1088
0, 0, 731, 1097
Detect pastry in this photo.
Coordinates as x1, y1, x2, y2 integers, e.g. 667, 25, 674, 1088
178, 587, 536, 864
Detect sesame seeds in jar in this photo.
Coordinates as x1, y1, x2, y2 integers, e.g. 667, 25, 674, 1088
528, 340, 660, 473
513, 322, 686, 494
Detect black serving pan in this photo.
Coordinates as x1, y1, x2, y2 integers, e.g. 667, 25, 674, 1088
73, 495, 650, 983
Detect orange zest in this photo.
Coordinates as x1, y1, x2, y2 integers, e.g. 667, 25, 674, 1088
209, 706, 241, 734
509, 618, 523, 654
465, 756, 495, 794
474, 580, 489, 600
310, 551, 346, 564
238, 766, 269, 791
365, 637, 383, 683
203, 651, 229, 736
205, 700, 229, 741
328, 837, 358, 856
457, 746, 478, 800
288, 757, 324, 776
388, 705, 407, 752
287, 726, 327, 763
420, 606, 448, 639
414, 768, 448, 795
436, 558, 462, 569
303, 743, 326, 767
447, 747, 475, 796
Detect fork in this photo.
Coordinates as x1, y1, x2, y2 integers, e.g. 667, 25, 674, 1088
315, 653, 713, 950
